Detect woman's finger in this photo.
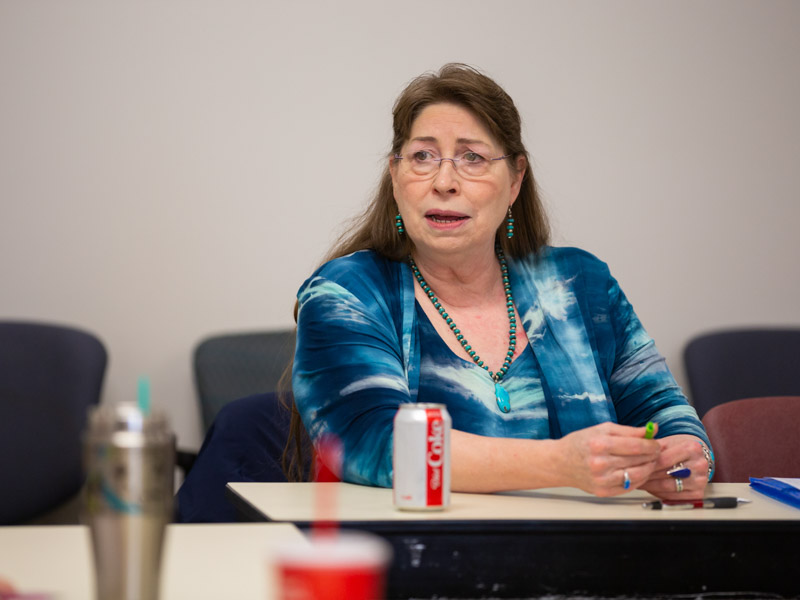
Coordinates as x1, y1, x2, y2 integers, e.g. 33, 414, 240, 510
640, 464, 709, 500
649, 435, 709, 480
561, 425, 662, 496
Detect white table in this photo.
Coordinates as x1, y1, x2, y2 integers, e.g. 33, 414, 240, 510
226, 481, 800, 598
227, 481, 800, 522
0, 523, 308, 600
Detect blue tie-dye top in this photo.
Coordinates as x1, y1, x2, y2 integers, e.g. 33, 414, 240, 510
293, 246, 709, 487
416, 302, 553, 439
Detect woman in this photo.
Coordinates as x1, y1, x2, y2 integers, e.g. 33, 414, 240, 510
290, 63, 712, 500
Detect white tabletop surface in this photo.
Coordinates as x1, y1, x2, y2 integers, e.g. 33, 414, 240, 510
228, 481, 800, 522
0, 523, 308, 600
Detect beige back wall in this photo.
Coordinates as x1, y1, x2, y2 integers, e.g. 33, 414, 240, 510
2, 1, 799, 449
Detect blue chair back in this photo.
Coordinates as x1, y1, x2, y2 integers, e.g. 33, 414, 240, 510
176, 391, 308, 522
0, 321, 107, 524
684, 328, 800, 418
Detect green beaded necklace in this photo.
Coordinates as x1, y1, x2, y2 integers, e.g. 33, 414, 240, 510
409, 249, 517, 413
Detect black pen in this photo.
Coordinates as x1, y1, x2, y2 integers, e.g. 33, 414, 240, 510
642, 497, 752, 510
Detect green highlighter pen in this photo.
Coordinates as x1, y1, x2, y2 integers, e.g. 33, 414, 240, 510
644, 421, 656, 439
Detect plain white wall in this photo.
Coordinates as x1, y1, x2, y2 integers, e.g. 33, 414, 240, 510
2, 0, 799, 450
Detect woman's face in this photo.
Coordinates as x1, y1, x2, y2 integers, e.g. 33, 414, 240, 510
390, 102, 525, 261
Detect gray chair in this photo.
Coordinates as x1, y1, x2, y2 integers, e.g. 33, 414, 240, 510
0, 321, 107, 524
192, 329, 296, 431
176, 329, 296, 478
683, 328, 800, 418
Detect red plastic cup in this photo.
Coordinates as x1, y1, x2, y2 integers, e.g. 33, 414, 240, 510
274, 531, 392, 600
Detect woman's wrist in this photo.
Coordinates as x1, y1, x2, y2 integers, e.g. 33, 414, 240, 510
697, 439, 715, 482
534, 437, 571, 488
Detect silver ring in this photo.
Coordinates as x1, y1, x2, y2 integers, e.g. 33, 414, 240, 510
623, 470, 631, 490
675, 477, 684, 493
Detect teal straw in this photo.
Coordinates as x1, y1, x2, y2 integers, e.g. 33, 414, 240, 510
138, 376, 151, 416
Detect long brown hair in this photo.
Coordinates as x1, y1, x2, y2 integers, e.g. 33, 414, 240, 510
281, 63, 551, 481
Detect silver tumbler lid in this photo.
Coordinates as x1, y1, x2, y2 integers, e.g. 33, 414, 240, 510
86, 402, 173, 445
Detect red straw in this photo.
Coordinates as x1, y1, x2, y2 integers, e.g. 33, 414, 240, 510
313, 434, 342, 538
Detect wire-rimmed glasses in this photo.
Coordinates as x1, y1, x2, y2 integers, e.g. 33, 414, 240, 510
394, 150, 510, 179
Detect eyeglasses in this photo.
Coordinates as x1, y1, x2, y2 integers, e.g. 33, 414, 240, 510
394, 150, 510, 179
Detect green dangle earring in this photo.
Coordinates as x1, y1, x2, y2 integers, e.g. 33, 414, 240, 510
395, 214, 405, 235
506, 207, 515, 239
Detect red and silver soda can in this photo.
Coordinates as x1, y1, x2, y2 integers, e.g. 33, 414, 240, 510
392, 403, 451, 510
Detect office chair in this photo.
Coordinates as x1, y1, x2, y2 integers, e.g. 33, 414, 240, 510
0, 321, 107, 524
683, 328, 800, 418
175, 391, 309, 522
702, 396, 800, 482
175, 329, 297, 477
193, 329, 296, 432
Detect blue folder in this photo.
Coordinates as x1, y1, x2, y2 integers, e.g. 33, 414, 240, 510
749, 477, 800, 510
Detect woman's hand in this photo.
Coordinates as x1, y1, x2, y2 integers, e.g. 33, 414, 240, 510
638, 434, 710, 500
557, 422, 661, 497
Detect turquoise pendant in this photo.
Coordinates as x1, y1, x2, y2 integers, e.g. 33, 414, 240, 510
495, 382, 511, 413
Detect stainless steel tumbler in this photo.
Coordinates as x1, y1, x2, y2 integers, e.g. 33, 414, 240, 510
83, 402, 175, 600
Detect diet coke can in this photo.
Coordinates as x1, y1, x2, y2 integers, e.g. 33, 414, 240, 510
392, 403, 451, 510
